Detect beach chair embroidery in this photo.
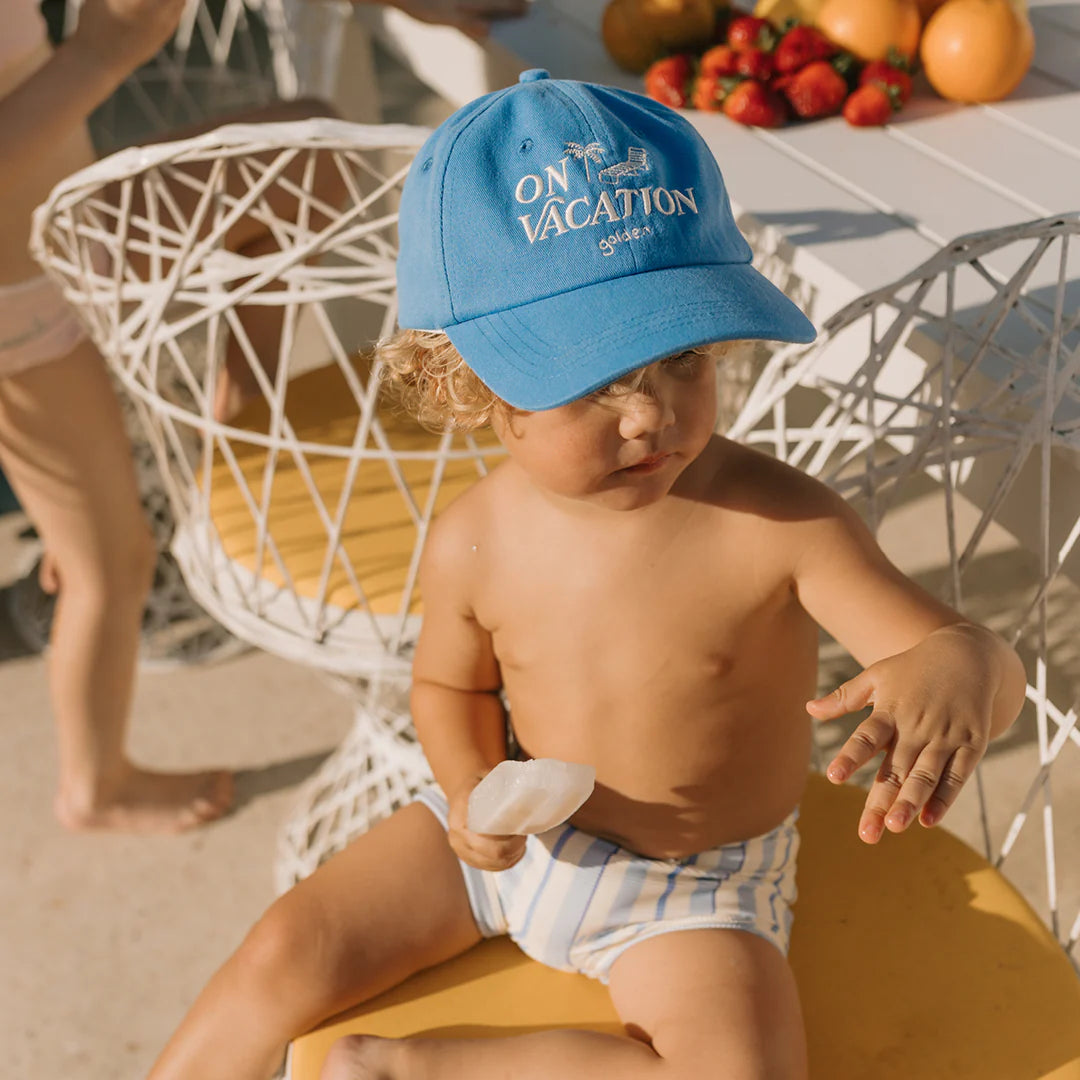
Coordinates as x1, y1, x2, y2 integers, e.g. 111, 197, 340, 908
598, 147, 649, 184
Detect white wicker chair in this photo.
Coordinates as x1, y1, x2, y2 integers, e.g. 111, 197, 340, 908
729, 212, 1080, 962
29, 118, 505, 888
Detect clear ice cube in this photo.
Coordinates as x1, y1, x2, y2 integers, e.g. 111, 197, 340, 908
467, 758, 596, 835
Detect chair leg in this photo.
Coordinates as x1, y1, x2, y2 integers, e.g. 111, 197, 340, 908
275, 675, 433, 893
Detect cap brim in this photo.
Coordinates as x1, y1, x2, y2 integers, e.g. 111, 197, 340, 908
444, 263, 816, 411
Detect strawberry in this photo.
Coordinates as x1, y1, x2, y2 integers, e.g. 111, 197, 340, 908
734, 46, 775, 81
843, 83, 899, 126
727, 15, 777, 53
699, 44, 739, 78
644, 54, 693, 109
773, 24, 835, 74
722, 80, 788, 127
859, 60, 913, 105
781, 59, 848, 119
692, 73, 731, 112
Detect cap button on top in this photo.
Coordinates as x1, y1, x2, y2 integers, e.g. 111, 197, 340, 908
519, 69, 551, 83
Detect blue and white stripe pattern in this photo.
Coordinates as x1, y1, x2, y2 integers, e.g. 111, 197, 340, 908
415, 786, 799, 985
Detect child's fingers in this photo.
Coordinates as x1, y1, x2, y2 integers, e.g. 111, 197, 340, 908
452, 829, 526, 872
807, 669, 875, 722
825, 708, 894, 783
920, 743, 985, 828
882, 744, 955, 833
855, 737, 919, 843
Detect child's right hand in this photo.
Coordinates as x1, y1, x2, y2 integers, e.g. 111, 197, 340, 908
70, 0, 187, 81
447, 772, 527, 871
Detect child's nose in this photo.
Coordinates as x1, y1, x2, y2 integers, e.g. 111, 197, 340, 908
617, 391, 675, 440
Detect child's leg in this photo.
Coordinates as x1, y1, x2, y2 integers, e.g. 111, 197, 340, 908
322, 928, 807, 1080
147, 801, 484, 1080
0, 341, 232, 832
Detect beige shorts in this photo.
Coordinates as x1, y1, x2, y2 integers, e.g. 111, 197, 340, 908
416, 784, 800, 985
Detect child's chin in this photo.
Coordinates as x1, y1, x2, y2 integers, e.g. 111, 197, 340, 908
594, 478, 675, 511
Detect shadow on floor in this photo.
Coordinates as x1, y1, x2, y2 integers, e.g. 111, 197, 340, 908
231, 749, 336, 814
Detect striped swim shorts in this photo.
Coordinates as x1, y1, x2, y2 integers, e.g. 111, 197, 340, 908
414, 785, 799, 985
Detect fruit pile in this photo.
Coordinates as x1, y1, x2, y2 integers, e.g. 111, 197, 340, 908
622, 0, 1037, 127
644, 12, 913, 127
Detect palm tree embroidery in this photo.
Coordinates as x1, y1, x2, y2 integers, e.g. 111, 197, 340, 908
565, 141, 606, 183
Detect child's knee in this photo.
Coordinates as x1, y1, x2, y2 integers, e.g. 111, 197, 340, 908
98, 524, 157, 597
236, 894, 351, 1007
239, 898, 316, 983
49, 523, 155, 603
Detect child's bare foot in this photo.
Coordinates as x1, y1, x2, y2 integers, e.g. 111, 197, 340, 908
55, 766, 234, 834
321, 1034, 402, 1080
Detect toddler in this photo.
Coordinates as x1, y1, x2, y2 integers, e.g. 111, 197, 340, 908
147, 70, 1026, 1079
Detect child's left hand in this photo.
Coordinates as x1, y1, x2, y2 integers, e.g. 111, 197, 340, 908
806, 625, 1000, 845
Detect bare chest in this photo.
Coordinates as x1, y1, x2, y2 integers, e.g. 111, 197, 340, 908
473, 510, 790, 690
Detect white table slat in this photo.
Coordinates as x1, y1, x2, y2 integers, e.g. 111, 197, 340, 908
688, 115, 942, 305
987, 73, 1080, 151
885, 108, 1080, 217
768, 117, 1065, 256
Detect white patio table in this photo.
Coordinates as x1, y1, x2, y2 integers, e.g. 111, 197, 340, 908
355, 0, 1080, 323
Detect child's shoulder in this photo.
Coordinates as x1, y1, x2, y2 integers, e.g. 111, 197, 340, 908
704, 435, 847, 521
419, 461, 513, 579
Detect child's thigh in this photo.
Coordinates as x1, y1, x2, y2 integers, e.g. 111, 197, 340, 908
261, 801, 483, 1009
607, 929, 807, 1080
0, 343, 147, 555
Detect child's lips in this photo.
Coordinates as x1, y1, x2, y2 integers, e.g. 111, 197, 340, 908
621, 452, 672, 474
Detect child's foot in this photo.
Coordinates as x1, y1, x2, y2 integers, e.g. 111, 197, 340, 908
55, 766, 234, 834
321, 1035, 402, 1080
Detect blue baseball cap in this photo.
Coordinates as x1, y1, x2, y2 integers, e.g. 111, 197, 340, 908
396, 70, 815, 411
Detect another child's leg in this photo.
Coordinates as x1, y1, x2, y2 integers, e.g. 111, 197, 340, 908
323, 928, 807, 1080
0, 341, 232, 832
147, 801, 484, 1080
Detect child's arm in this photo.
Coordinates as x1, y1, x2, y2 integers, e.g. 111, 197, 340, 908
410, 506, 526, 871
791, 485, 1027, 845
0, 0, 184, 190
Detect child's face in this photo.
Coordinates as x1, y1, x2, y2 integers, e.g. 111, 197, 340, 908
492, 351, 719, 511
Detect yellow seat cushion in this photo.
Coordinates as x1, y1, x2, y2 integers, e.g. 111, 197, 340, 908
289, 774, 1080, 1080
207, 358, 503, 617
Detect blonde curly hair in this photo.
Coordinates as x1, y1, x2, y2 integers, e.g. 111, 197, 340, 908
377, 328, 734, 432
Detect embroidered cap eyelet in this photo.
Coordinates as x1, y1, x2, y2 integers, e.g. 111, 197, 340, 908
519, 139, 533, 153
421, 157, 434, 173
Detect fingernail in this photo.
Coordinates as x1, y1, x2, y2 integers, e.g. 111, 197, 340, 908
886, 808, 909, 830
826, 764, 845, 783
859, 822, 881, 843
922, 807, 940, 827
